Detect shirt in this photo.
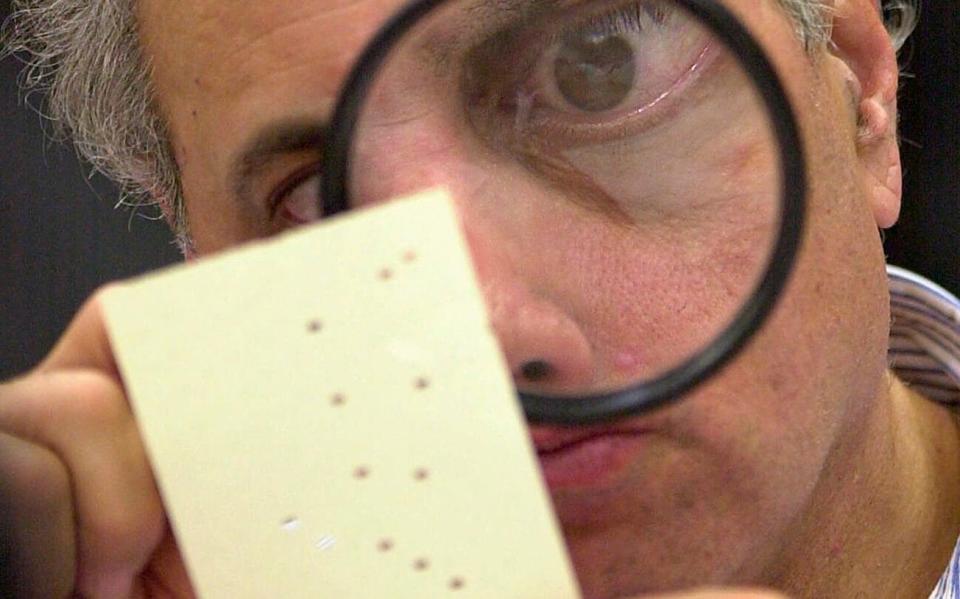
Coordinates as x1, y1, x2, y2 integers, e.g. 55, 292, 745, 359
885, 266, 960, 599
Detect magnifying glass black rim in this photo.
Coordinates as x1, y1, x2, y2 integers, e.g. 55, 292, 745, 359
321, 0, 807, 425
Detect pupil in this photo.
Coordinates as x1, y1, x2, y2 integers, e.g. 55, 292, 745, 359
554, 32, 636, 112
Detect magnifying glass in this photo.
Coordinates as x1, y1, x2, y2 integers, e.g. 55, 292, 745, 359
320, 0, 806, 425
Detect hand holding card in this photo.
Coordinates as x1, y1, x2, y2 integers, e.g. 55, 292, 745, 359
103, 189, 581, 598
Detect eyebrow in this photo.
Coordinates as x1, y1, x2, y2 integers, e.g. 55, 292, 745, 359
226, 0, 555, 206
230, 119, 327, 208
417, 0, 564, 63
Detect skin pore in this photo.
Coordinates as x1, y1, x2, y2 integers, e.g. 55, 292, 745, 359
135, 0, 960, 597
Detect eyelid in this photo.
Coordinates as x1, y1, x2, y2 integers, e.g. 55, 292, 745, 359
267, 163, 323, 219
526, 42, 717, 145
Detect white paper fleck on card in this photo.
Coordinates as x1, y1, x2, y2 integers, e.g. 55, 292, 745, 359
103, 189, 581, 599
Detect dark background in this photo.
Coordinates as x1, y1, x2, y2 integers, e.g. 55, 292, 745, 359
0, 0, 957, 381
0, 0, 181, 381
885, 2, 960, 295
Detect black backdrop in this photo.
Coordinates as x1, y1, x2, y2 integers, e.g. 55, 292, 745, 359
0, 0, 957, 381
0, 0, 180, 380
885, 2, 960, 296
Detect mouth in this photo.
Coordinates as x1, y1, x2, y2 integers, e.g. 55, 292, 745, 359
532, 425, 655, 491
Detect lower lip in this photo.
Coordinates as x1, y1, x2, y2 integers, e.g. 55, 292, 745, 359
536, 432, 650, 491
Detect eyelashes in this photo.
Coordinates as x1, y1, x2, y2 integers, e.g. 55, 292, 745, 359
269, 166, 323, 225
462, 0, 711, 148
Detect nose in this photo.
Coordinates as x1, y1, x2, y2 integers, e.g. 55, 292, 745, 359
350, 105, 601, 394
465, 223, 598, 392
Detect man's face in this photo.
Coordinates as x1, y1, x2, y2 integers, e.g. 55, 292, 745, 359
139, 0, 894, 596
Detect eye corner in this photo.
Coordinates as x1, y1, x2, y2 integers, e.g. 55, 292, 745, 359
268, 164, 324, 226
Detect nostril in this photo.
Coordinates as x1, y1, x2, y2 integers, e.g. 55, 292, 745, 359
519, 360, 554, 382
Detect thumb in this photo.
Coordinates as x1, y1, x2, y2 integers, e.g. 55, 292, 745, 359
37, 285, 121, 378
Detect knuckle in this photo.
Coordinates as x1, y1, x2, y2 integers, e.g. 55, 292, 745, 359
0, 435, 76, 599
87, 506, 144, 547
61, 370, 129, 427
0, 434, 72, 521
8, 370, 129, 441
39, 283, 120, 376
0, 370, 132, 472
82, 495, 165, 564
84, 283, 120, 315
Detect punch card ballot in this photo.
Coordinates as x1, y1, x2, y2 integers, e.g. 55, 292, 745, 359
102, 189, 582, 598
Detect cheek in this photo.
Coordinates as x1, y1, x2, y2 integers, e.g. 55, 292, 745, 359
531, 214, 774, 381
352, 125, 780, 387
564, 285, 860, 590
520, 78, 781, 380
562, 137, 892, 594
562, 363, 827, 594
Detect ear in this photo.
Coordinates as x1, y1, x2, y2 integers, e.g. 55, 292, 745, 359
829, 0, 903, 229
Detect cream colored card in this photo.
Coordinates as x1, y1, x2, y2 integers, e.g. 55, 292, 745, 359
103, 189, 581, 599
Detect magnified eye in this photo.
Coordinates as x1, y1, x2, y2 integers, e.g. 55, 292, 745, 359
465, 1, 713, 144
553, 24, 638, 112
338, 0, 800, 418
541, 6, 667, 115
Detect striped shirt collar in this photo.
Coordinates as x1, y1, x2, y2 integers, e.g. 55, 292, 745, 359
888, 265, 960, 406
885, 266, 960, 599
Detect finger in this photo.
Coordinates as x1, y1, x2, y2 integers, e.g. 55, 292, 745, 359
38, 286, 121, 378
0, 372, 165, 599
134, 530, 196, 599
0, 432, 76, 599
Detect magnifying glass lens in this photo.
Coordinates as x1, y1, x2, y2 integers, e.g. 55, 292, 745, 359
330, 0, 799, 422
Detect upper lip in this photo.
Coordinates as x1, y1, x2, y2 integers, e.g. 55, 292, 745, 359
530, 422, 657, 454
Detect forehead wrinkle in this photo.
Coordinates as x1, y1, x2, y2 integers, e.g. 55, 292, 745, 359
139, 0, 402, 179
141, 0, 401, 103
204, 11, 374, 99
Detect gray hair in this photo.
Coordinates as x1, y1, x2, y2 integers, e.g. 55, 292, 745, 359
1, 0, 919, 253
2, 0, 189, 249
